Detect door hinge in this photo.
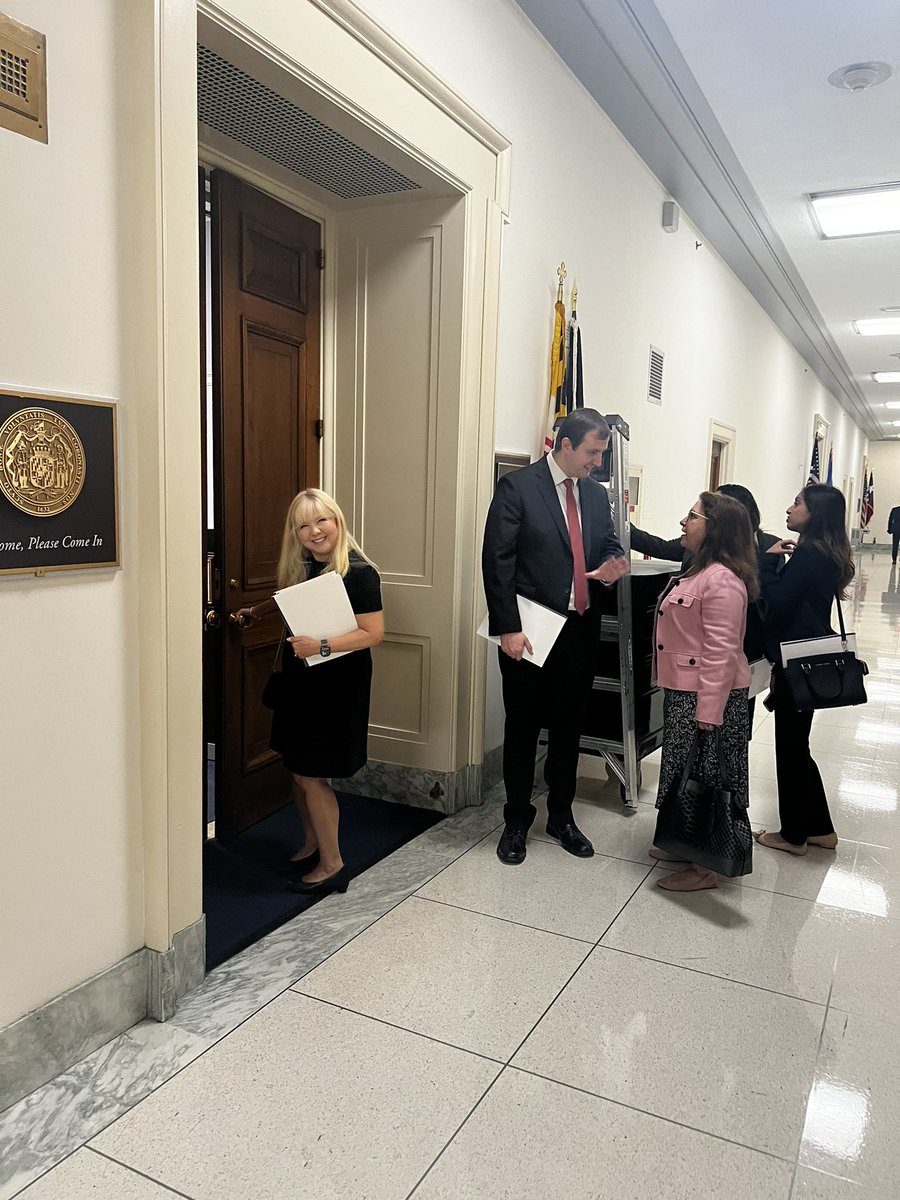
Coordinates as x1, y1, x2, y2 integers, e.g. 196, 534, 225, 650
314, 419, 324, 440
316, 248, 325, 270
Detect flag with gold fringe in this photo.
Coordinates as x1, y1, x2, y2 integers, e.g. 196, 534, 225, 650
542, 263, 568, 457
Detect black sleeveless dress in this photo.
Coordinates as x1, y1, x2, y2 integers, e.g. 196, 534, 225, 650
269, 554, 383, 778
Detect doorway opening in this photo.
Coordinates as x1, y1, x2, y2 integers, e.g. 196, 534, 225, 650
707, 420, 736, 491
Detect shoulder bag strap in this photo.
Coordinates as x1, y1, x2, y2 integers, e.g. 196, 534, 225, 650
833, 589, 848, 648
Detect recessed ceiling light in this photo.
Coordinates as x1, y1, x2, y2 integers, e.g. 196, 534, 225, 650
885, 401, 900, 409
810, 185, 900, 238
827, 61, 892, 92
892, 421, 900, 427
855, 318, 900, 336
874, 372, 900, 383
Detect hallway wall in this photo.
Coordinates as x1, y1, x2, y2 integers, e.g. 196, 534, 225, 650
355, 0, 869, 749
0, 0, 144, 1027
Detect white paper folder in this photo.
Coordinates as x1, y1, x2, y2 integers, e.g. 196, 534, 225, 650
274, 571, 358, 666
477, 596, 567, 668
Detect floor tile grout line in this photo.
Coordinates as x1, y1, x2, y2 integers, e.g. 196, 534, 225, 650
404, 1067, 508, 1200
84, 1146, 197, 1199
282, 989, 508, 1067
410, 893, 599, 945
593, 943, 831, 1010
5, 808, 509, 1196
506, 1063, 802, 1167
588, 861, 658, 949
593, 942, 831, 1006
788, 968, 840, 1193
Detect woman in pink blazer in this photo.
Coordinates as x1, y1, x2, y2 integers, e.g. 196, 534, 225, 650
651, 492, 759, 891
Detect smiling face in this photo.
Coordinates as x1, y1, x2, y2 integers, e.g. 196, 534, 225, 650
554, 430, 609, 479
296, 508, 338, 561
679, 497, 708, 554
786, 492, 810, 534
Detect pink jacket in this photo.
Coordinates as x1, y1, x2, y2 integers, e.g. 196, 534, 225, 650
653, 563, 750, 725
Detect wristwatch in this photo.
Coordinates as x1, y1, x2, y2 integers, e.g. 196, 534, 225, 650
319, 638, 332, 658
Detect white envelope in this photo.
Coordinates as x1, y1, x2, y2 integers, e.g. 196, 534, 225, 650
780, 633, 857, 669
477, 595, 568, 668
274, 571, 359, 666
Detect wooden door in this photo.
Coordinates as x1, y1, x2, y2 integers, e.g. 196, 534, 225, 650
208, 169, 321, 840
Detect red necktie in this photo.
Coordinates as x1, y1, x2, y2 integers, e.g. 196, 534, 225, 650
564, 478, 588, 614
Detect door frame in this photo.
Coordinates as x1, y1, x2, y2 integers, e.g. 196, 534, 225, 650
707, 419, 736, 490
134, 0, 510, 962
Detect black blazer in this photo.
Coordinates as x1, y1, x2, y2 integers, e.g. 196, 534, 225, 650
888, 506, 900, 534
482, 457, 624, 635
760, 542, 839, 663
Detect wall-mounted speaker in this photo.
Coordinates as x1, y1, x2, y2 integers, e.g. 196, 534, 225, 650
661, 201, 679, 233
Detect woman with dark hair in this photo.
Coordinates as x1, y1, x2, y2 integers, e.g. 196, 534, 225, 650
754, 484, 854, 855
651, 492, 758, 889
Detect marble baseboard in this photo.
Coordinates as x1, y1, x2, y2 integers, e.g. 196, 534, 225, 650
146, 916, 206, 1021
335, 759, 487, 814
0, 786, 506, 1198
0, 952, 148, 1116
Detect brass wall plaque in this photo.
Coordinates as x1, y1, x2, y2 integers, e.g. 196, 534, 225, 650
0, 390, 119, 574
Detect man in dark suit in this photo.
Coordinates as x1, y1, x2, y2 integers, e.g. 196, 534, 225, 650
888, 504, 900, 564
482, 409, 629, 865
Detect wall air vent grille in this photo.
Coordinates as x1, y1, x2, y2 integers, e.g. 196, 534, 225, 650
648, 345, 664, 405
0, 46, 28, 102
0, 12, 46, 141
197, 46, 421, 200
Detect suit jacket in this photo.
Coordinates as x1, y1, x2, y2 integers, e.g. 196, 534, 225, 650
759, 541, 839, 663
482, 456, 624, 635
653, 564, 750, 725
888, 506, 900, 534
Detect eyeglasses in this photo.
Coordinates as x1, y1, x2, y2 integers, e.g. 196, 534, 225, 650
685, 510, 707, 522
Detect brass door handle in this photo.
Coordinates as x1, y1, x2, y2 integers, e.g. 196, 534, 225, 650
228, 611, 248, 627
205, 610, 220, 627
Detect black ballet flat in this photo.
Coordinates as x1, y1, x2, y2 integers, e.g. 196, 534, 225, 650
286, 865, 350, 896
281, 850, 320, 878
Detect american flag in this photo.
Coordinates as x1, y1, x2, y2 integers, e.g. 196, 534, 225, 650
863, 471, 875, 528
807, 437, 820, 485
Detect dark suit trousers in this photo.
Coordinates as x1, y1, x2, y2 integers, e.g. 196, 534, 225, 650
892, 530, 899, 562
498, 611, 595, 829
772, 667, 834, 844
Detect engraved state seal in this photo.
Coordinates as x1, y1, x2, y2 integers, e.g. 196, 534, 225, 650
0, 408, 86, 517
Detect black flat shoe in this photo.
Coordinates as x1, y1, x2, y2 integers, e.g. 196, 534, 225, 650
286, 865, 350, 895
497, 827, 527, 865
281, 850, 320, 878
546, 821, 594, 857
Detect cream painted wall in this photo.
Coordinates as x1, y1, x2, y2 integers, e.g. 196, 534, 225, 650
865, 442, 900, 548
355, 0, 870, 750
0, 1, 143, 1026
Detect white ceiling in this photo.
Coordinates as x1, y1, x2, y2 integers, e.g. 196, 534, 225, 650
516, 0, 900, 440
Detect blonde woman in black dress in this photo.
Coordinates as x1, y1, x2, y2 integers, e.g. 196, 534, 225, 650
243, 488, 383, 897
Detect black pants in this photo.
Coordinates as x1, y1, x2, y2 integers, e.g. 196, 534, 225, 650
773, 668, 834, 844
892, 530, 899, 562
498, 611, 595, 830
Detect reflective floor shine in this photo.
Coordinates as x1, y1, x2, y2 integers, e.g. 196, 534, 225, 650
14, 554, 900, 1199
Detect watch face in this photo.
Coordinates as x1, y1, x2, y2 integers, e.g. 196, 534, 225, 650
320, 640, 331, 657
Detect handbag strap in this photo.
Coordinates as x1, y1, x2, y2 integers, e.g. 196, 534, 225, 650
679, 730, 703, 786
833, 589, 848, 647
270, 626, 287, 672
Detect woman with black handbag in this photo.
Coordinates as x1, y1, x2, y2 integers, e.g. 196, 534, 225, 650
651, 492, 758, 891
755, 484, 855, 856
238, 489, 383, 896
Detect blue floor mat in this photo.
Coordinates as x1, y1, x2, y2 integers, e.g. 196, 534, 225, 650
203, 792, 443, 969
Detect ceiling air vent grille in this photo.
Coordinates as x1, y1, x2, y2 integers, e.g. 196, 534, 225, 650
197, 45, 421, 200
648, 345, 664, 405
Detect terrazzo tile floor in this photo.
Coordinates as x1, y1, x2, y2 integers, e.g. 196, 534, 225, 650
4, 552, 899, 1199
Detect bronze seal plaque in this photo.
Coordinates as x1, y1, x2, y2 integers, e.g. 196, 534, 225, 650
0, 407, 86, 516
0, 390, 119, 575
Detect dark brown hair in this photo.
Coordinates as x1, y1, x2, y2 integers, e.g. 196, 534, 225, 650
798, 484, 855, 597
555, 408, 610, 449
686, 491, 759, 599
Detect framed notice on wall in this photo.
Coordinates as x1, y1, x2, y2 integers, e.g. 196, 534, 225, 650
0, 389, 120, 575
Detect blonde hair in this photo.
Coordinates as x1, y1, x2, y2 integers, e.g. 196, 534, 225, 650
276, 488, 372, 588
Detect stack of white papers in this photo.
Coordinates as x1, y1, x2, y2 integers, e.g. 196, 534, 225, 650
476, 595, 567, 667
274, 571, 359, 666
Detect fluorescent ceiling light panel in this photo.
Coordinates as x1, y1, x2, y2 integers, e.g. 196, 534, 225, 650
854, 319, 900, 336
811, 185, 900, 237
874, 372, 900, 383
885, 401, 900, 409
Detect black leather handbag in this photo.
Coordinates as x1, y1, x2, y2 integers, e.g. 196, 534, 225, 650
780, 593, 868, 711
655, 728, 753, 878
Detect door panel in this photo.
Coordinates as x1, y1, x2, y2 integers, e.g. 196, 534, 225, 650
334, 198, 465, 772
209, 169, 321, 840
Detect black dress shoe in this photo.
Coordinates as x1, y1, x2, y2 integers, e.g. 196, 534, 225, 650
286, 865, 350, 895
497, 827, 527, 865
546, 821, 594, 857
281, 850, 320, 878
